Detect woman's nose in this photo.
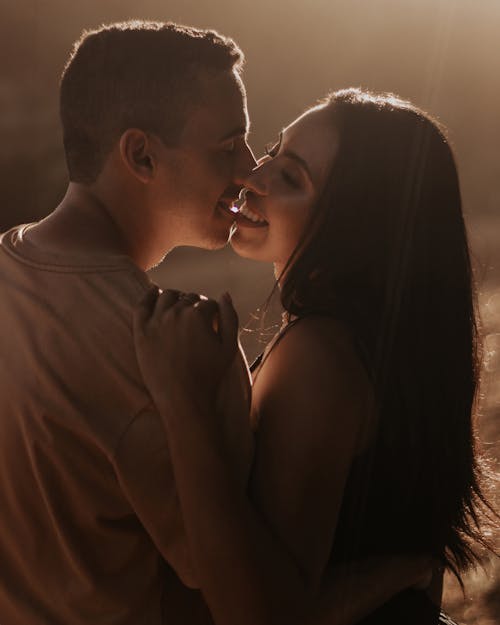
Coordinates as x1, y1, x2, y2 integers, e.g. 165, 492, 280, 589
242, 160, 269, 196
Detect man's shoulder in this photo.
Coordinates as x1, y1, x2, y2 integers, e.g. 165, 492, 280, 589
82, 264, 153, 314
0, 223, 154, 318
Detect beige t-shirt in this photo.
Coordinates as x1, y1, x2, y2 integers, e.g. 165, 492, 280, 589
0, 225, 253, 625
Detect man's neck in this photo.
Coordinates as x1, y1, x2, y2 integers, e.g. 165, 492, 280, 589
25, 184, 157, 270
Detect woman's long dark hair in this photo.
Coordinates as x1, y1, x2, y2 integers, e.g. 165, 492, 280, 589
279, 89, 495, 582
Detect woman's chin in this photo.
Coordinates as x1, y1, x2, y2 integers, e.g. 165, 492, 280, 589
229, 228, 271, 262
229, 238, 261, 261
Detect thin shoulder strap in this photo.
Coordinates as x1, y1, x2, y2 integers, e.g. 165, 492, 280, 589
249, 353, 263, 373
250, 314, 374, 381
249, 317, 304, 378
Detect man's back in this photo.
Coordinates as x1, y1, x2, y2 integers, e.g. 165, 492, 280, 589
0, 224, 195, 624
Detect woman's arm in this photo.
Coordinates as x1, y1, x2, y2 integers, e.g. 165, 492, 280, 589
134, 293, 431, 625
314, 555, 433, 625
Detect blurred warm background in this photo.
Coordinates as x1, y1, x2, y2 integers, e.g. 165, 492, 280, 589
1, 0, 498, 622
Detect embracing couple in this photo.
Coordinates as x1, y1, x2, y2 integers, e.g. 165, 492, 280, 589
0, 20, 493, 625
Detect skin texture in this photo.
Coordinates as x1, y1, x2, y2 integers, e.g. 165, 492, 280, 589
133, 105, 436, 625
24, 69, 255, 270
231, 105, 338, 275
248, 317, 374, 586
134, 294, 432, 625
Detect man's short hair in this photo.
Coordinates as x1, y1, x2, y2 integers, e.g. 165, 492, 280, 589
60, 20, 244, 183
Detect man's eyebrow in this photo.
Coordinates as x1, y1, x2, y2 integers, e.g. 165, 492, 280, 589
219, 125, 249, 142
283, 149, 313, 183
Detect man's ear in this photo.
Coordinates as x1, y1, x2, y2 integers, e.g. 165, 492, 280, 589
119, 129, 157, 183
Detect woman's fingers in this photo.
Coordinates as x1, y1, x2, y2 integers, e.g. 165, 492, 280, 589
149, 289, 205, 321
193, 298, 221, 334
134, 288, 204, 337
178, 292, 204, 305
411, 555, 440, 590
134, 287, 237, 356
155, 289, 188, 316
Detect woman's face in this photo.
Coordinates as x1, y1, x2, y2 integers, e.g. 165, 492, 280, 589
230, 105, 339, 275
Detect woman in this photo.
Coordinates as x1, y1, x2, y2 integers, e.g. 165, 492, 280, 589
134, 89, 494, 624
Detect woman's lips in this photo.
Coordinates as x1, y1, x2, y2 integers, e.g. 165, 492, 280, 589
237, 202, 268, 226
233, 190, 268, 227
218, 190, 268, 228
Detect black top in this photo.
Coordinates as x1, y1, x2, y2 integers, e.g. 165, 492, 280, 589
250, 318, 460, 625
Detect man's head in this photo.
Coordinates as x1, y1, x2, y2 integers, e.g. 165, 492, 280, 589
60, 21, 255, 260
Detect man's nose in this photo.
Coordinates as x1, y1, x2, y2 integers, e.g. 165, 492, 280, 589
233, 142, 257, 185
240, 161, 268, 196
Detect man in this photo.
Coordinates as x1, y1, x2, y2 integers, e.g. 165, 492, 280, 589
0, 21, 255, 624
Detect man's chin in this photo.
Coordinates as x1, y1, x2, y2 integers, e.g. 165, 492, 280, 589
203, 236, 231, 251
200, 226, 233, 251
182, 217, 234, 251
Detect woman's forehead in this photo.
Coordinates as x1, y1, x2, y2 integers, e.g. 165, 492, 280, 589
283, 106, 339, 187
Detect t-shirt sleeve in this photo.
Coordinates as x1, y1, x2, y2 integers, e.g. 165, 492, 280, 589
112, 406, 198, 589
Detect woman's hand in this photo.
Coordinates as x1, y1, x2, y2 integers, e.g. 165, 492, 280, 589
412, 557, 444, 605
133, 286, 254, 486
133, 287, 240, 414
412, 559, 434, 590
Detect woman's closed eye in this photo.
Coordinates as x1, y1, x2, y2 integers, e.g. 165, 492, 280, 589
281, 169, 300, 188
264, 133, 300, 187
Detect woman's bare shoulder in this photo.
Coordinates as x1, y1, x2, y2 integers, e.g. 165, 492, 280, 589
262, 315, 369, 387
250, 315, 375, 454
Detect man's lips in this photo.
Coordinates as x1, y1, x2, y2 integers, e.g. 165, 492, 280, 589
216, 197, 240, 219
